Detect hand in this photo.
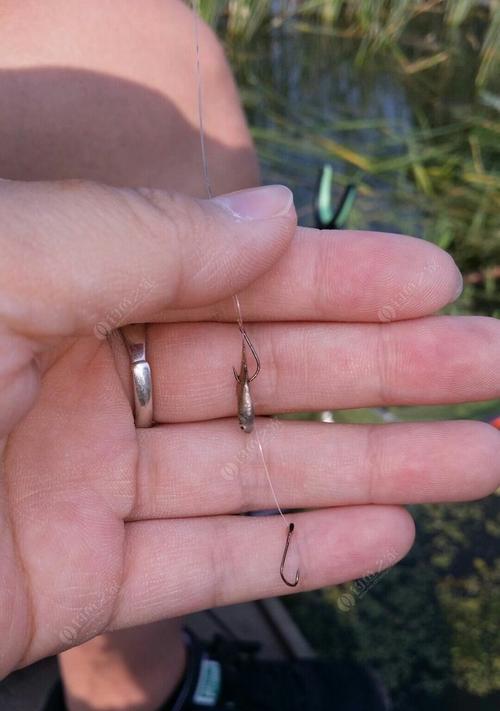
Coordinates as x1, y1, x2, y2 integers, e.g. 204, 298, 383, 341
1, 179, 498, 678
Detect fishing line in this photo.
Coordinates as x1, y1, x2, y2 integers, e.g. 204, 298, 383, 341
192, 1, 213, 201
191, 1, 299, 586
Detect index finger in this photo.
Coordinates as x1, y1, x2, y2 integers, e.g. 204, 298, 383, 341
160, 228, 463, 324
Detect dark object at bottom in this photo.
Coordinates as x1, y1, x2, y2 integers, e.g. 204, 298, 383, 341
43, 630, 390, 711
203, 636, 390, 711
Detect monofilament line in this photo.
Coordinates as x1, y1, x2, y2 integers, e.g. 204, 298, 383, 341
190, 1, 289, 528
255, 427, 288, 524
192, 1, 213, 200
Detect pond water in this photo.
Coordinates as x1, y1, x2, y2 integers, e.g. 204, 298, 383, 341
237, 31, 423, 233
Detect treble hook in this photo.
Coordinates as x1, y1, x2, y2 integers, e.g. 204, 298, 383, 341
280, 523, 300, 587
232, 329, 260, 433
232, 326, 261, 383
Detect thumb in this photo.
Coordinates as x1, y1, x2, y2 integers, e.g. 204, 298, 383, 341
0, 180, 296, 339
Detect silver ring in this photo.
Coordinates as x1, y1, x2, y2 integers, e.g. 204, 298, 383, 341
120, 324, 154, 428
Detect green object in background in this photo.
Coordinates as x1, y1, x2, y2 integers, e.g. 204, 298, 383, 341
316, 163, 335, 225
314, 164, 358, 229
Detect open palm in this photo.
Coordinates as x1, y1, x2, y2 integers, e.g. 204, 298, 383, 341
1, 179, 499, 679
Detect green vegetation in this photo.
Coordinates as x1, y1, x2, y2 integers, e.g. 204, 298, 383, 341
203, 0, 500, 316
201, 1, 500, 707
201, 1, 499, 87
286, 498, 500, 709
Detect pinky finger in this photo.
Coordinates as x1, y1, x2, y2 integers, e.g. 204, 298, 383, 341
110, 505, 415, 628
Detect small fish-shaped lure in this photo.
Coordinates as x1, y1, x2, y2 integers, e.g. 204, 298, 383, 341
232, 328, 260, 434
234, 342, 254, 433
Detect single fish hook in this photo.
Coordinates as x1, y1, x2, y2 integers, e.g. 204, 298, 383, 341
280, 523, 300, 588
232, 326, 261, 383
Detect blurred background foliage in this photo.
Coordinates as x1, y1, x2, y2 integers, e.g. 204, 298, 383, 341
200, 1, 500, 709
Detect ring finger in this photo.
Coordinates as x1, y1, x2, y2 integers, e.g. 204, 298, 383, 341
127, 418, 500, 520
147, 315, 500, 422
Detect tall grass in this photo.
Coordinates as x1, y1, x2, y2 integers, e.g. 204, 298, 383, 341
199, 1, 492, 30
226, 0, 270, 40
477, 0, 500, 86
199, 0, 499, 86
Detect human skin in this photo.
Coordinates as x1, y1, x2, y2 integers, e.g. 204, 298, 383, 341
1, 2, 260, 706
0, 0, 260, 706
0, 2, 259, 710
1, 0, 500, 704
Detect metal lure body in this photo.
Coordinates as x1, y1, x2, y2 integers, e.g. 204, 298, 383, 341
234, 342, 255, 433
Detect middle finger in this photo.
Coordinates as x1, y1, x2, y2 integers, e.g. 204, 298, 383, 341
149, 315, 500, 422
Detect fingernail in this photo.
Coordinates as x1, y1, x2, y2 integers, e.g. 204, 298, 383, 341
453, 270, 464, 300
213, 185, 294, 221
